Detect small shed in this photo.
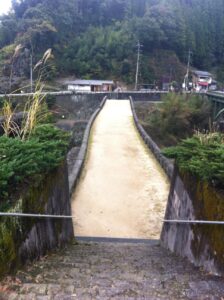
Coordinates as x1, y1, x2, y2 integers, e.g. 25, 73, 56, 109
65, 80, 114, 92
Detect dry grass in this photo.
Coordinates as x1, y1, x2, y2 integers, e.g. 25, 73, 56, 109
1, 101, 20, 137
194, 130, 224, 145
1, 48, 53, 140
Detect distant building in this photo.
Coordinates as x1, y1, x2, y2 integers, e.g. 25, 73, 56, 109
65, 80, 114, 92
191, 70, 213, 92
209, 80, 217, 91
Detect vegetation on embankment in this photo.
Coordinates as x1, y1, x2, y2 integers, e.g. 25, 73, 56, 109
0, 124, 70, 204
1, 0, 224, 90
162, 133, 224, 189
135, 93, 212, 147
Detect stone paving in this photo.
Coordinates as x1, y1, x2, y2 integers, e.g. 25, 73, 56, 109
0, 240, 224, 299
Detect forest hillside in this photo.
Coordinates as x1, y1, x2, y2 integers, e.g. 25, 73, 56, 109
0, 0, 223, 91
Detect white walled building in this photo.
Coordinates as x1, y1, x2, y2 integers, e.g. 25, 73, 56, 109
65, 80, 114, 92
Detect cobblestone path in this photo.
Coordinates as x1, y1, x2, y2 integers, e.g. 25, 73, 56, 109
1, 240, 224, 299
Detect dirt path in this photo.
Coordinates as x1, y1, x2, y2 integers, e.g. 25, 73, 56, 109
71, 100, 169, 239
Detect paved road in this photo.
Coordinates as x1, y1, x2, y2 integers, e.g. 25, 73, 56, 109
71, 100, 169, 239
1, 240, 224, 299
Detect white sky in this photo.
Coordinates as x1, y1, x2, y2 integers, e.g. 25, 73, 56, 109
0, 0, 12, 16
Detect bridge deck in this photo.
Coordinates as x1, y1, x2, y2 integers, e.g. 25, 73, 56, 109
71, 100, 169, 239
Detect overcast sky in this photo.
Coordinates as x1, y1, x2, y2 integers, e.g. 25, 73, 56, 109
0, 0, 12, 16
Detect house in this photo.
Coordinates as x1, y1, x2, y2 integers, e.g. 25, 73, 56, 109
191, 70, 213, 92
65, 80, 114, 92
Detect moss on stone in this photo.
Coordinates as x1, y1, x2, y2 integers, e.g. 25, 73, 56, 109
0, 222, 17, 276
0, 160, 72, 278
179, 169, 224, 274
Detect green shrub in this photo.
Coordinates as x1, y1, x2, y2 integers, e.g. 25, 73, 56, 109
0, 124, 70, 201
162, 133, 224, 187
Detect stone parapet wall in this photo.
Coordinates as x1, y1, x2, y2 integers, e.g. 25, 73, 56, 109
0, 160, 74, 277
68, 96, 107, 195
161, 166, 224, 275
106, 91, 166, 101
129, 97, 173, 180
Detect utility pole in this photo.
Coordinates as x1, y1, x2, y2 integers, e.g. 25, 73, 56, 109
184, 49, 192, 91
186, 49, 192, 79
135, 40, 141, 90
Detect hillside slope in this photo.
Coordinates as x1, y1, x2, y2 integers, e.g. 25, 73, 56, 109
0, 0, 223, 91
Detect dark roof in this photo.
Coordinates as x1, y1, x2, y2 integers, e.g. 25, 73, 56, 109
192, 70, 212, 77
66, 79, 114, 86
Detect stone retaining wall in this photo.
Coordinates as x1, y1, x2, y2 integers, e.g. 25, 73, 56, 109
129, 97, 173, 180
55, 93, 108, 121
0, 160, 74, 277
68, 96, 107, 195
161, 167, 224, 275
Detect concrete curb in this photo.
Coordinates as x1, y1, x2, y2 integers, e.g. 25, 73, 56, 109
129, 97, 174, 180
69, 96, 107, 195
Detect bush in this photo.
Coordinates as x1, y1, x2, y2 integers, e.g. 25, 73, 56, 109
0, 124, 70, 201
162, 133, 224, 188
146, 93, 211, 147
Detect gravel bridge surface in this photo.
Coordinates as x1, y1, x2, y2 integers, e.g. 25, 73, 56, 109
71, 99, 169, 239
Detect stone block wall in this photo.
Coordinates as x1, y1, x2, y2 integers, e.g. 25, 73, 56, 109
55, 93, 108, 121
0, 160, 74, 277
161, 166, 224, 275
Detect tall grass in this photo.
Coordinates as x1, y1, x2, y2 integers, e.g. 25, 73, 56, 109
1, 48, 53, 140
1, 101, 20, 137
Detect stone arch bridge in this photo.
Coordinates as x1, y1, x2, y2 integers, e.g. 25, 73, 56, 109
0, 93, 224, 299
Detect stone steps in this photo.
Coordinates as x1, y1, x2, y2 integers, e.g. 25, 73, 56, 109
1, 239, 224, 299
76, 236, 160, 245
